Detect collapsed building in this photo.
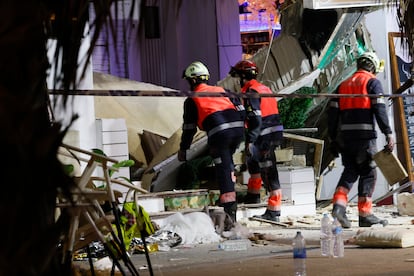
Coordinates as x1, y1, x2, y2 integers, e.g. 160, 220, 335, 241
135, 1, 398, 204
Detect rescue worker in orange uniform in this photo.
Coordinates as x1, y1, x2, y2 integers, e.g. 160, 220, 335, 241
178, 61, 245, 226
328, 51, 394, 228
230, 60, 284, 222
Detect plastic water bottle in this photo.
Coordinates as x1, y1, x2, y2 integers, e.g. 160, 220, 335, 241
218, 239, 251, 251
320, 213, 332, 256
292, 231, 307, 276
332, 218, 344, 258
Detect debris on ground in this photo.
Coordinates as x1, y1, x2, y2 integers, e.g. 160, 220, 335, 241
350, 228, 414, 248
155, 211, 221, 245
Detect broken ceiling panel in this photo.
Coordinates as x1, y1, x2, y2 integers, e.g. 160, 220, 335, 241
93, 72, 185, 166
139, 130, 168, 164
221, 1, 382, 177
141, 130, 208, 192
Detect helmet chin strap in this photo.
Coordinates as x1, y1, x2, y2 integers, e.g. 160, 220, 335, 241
187, 78, 197, 90
239, 78, 246, 88
188, 77, 207, 90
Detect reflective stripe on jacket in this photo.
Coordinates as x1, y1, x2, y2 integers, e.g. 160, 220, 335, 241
192, 83, 237, 130
337, 70, 376, 138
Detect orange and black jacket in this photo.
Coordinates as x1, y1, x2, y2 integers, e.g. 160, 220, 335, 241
180, 83, 244, 150
241, 79, 283, 144
328, 70, 392, 141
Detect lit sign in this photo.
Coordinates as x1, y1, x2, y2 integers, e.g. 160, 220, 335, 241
303, 0, 386, 9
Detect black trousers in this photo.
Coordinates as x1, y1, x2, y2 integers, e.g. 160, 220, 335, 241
337, 139, 377, 197
209, 128, 244, 195
247, 134, 282, 191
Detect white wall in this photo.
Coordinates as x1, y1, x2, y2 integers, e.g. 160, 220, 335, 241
365, 8, 394, 200
47, 25, 96, 151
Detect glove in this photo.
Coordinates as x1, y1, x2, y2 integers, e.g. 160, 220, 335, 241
385, 134, 394, 152
329, 141, 340, 158
177, 149, 187, 162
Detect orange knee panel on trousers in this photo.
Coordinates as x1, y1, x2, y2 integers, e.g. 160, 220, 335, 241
220, 191, 236, 204
333, 186, 349, 207
267, 189, 282, 211
247, 177, 262, 194
358, 197, 372, 217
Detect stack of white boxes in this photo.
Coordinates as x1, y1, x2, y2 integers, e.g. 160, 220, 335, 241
96, 118, 130, 198
279, 166, 316, 216
237, 166, 316, 220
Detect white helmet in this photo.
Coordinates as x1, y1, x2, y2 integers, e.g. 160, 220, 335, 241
183, 61, 210, 80
357, 51, 384, 73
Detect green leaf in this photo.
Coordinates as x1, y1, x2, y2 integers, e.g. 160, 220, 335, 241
62, 164, 74, 175
90, 148, 135, 178
91, 148, 107, 156
109, 160, 135, 177
113, 160, 135, 169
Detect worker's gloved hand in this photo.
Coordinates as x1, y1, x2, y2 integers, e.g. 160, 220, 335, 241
177, 149, 187, 162
329, 141, 340, 158
385, 134, 394, 152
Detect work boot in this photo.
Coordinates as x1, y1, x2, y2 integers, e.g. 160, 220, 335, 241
359, 215, 389, 227
332, 204, 352, 229
221, 201, 237, 231
243, 192, 261, 204
254, 209, 280, 222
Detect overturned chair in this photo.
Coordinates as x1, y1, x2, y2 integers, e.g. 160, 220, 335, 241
56, 143, 150, 275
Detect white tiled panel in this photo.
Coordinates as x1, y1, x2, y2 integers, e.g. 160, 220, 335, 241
102, 143, 129, 158
282, 181, 315, 201
278, 166, 314, 184
97, 118, 127, 132
279, 166, 316, 216
282, 180, 315, 194
109, 155, 130, 163
102, 131, 128, 144
96, 118, 130, 194
238, 202, 317, 218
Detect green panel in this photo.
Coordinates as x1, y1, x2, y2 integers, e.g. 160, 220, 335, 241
317, 11, 366, 70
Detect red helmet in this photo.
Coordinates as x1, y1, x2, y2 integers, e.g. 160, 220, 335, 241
229, 60, 258, 79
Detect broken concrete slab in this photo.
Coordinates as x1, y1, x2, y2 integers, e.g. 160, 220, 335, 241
353, 228, 414, 248
397, 192, 414, 216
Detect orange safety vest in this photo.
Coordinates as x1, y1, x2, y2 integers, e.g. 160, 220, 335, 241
338, 70, 374, 110
242, 79, 279, 117
192, 83, 237, 130
337, 70, 377, 136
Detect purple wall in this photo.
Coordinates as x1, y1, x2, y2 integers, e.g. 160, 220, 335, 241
93, 0, 242, 92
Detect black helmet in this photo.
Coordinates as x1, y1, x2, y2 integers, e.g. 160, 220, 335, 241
229, 60, 258, 80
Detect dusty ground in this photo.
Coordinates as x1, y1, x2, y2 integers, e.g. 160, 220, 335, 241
135, 245, 414, 276
74, 204, 414, 275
